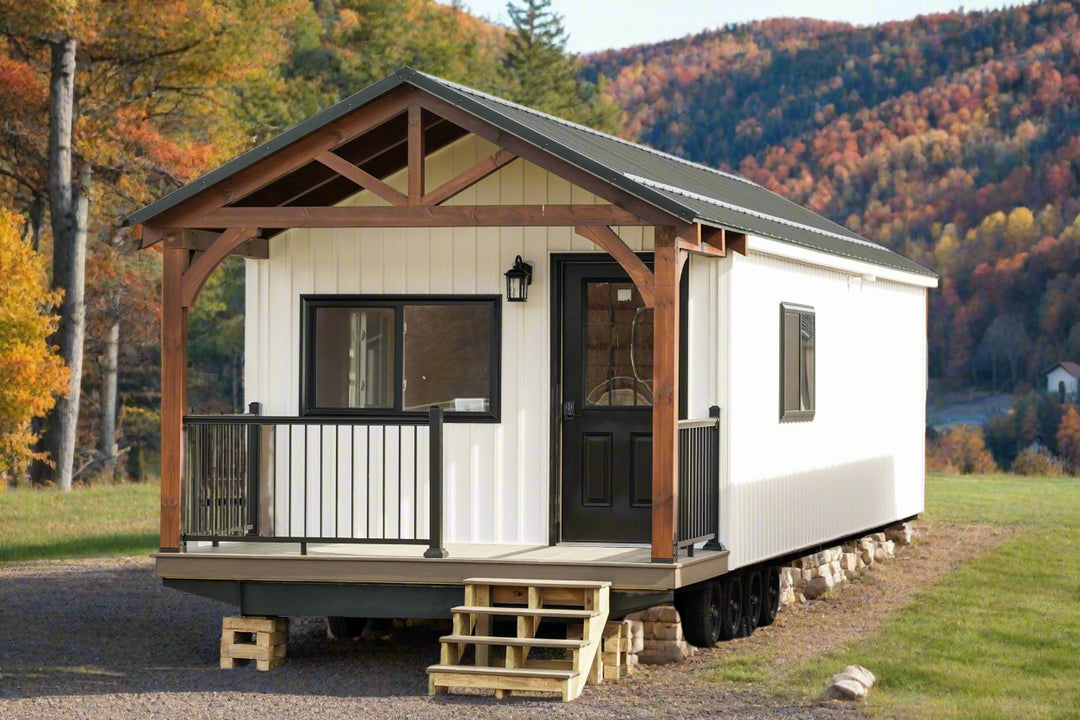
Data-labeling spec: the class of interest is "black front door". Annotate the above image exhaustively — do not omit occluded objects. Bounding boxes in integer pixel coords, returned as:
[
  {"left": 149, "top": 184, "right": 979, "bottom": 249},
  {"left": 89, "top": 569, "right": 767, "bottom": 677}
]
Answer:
[{"left": 559, "top": 260, "right": 654, "bottom": 543}]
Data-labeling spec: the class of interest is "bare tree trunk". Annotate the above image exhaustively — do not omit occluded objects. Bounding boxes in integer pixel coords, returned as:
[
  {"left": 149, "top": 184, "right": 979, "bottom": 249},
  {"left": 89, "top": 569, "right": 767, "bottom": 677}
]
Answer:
[
  {"left": 35, "top": 35, "right": 88, "bottom": 491},
  {"left": 100, "top": 318, "right": 120, "bottom": 480},
  {"left": 29, "top": 193, "right": 44, "bottom": 252}
]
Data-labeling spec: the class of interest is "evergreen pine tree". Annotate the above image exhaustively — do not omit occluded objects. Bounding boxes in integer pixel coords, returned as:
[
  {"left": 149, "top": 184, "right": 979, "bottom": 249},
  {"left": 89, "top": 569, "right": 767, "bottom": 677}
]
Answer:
[{"left": 503, "top": 0, "right": 620, "bottom": 133}]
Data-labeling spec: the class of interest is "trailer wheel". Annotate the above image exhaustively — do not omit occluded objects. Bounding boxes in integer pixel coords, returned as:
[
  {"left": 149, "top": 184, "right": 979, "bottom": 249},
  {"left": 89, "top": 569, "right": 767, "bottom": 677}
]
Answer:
[
  {"left": 717, "top": 573, "right": 743, "bottom": 641},
  {"left": 674, "top": 581, "right": 721, "bottom": 647},
  {"left": 326, "top": 616, "right": 366, "bottom": 640},
  {"left": 759, "top": 566, "right": 781, "bottom": 627},
  {"left": 742, "top": 568, "right": 763, "bottom": 637}
]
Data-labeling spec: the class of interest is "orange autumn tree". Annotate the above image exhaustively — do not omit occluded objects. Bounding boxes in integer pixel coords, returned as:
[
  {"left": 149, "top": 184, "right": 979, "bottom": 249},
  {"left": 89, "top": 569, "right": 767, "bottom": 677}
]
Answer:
[
  {"left": 0, "top": 0, "right": 312, "bottom": 487},
  {"left": 1056, "top": 406, "right": 1080, "bottom": 474},
  {"left": 0, "top": 207, "right": 66, "bottom": 479}
]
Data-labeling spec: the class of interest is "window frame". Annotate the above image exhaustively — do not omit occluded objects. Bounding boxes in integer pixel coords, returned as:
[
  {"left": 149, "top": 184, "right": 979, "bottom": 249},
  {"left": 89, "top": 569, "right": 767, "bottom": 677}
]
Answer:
[
  {"left": 299, "top": 294, "right": 502, "bottom": 422},
  {"left": 779, "top": 302, "right": 816, "bottom": 423}
]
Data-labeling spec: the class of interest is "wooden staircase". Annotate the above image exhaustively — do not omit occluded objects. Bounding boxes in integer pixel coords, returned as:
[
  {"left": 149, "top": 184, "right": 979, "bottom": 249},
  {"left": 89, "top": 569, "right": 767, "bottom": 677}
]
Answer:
[{"left": 427, "top": 577, "right": 611, "bottom": 701}]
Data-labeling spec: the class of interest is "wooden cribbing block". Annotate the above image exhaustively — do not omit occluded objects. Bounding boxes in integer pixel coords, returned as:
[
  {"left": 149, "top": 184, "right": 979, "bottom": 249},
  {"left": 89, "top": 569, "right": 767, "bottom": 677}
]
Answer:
[{"left": 220, "top": 616, "right": 288, "bottom": 671}]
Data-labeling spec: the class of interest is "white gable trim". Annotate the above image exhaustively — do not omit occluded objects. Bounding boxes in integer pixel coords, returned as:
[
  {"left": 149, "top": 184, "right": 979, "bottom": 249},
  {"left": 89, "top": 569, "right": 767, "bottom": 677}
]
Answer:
[{"left": 746, "top": 235, "right": 939, "bottom": 288}]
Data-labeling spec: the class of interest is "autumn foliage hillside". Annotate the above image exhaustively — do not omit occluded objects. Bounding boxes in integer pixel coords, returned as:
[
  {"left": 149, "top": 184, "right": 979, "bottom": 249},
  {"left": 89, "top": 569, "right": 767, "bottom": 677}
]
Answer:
[{"left": 586, "top": 1, "right": 1080, "bottom": 391}]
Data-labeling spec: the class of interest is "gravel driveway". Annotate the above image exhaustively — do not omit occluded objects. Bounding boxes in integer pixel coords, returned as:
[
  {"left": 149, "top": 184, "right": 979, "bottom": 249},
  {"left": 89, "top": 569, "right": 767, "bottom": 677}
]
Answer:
[{"left": 0, "top": 557, "right": 862, "bottom": 720}]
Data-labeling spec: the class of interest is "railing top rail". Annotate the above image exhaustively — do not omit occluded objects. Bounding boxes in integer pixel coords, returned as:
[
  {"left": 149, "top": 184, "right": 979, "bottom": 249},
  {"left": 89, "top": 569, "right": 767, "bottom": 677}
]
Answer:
[
  {"left": 183, "top": 414, "right": 430, "bottom": 427},
  {"left": 678, "top": 417, "right": 721, "bottom": 429}
]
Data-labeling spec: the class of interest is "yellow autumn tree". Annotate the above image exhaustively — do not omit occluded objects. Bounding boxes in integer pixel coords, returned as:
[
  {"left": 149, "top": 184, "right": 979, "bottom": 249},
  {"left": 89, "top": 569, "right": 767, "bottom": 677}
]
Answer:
[{"left": 0, "top": 207, "right": 67, "bottom": 480}]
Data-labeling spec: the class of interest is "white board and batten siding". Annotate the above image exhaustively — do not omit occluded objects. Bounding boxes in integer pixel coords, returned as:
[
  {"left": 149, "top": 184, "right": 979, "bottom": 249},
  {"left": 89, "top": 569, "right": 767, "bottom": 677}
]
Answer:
[{"left": 243, "top": 133, "right": 654, "bottom": 545}]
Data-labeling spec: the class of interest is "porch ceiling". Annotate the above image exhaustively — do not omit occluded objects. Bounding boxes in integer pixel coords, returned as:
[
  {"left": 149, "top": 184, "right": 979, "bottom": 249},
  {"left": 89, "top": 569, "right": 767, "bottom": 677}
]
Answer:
[{"left": 232, "top": 110, "right": 467, "bottom": 239}]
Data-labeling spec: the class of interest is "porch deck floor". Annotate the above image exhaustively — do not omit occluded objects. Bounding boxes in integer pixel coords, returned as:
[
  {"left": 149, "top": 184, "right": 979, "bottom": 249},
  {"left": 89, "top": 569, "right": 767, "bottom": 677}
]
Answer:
[{"left": 155, "top": 541, "right": 729, "bottom": 591}]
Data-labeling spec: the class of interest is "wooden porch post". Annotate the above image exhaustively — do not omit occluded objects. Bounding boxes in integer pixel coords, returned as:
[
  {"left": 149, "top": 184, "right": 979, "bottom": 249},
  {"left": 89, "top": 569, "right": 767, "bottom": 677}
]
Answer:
[
  {"left": 160, "top": 243, "right": 188, "bottom": 551},
  {"left": 652, "top": 226, "right": 680, "bottom": 562}
]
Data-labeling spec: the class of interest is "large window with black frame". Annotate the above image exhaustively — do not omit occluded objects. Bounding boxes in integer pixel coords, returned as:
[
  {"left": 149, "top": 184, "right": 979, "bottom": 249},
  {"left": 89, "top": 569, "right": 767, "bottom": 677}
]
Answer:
[
  {"left": 301, "top": 295, "right": 501, "bottom": 421},
  {"left": 780, "top": 302, "right": 815, "bottom": 422}
]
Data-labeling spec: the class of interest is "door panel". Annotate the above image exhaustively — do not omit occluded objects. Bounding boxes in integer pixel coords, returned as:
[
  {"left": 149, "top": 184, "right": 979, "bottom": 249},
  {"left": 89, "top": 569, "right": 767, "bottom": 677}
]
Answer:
[
  {"left": 581, "top": 433, "right": 613, "bottom": 507},
  {"left": 560, "top": 261, "right": 653, "bottom": 543}
]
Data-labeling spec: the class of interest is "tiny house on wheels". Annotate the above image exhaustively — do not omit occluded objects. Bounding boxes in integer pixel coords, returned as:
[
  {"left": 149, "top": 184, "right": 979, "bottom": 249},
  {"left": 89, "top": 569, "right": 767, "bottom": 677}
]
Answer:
[{"left": 128, "top": 68, "right": 937, "bottom": 693}]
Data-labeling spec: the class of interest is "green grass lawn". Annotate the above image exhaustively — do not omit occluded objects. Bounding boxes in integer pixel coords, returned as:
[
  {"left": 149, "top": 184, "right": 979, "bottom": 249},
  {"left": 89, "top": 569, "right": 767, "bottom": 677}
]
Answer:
[
  {"left": 776, "top": 474, "right": 1080, "bottom": 720},
  {"left": 0, "top": 482, "right": 159, "bottom": 562}
]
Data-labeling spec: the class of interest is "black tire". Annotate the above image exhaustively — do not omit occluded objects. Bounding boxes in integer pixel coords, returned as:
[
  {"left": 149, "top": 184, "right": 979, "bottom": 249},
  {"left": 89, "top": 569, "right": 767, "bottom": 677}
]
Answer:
[
  {"left": 717, "top": 573, "right": 743, "bottom": 641},
  {"left": 674, "top": 580, "right": 721, "bottom": 648},
  {"left": 742, "top": 568, "right": 763, "bottom": 637},
  {"left": 759, "top": 566, "right": 781, "bottom": 627},
  {"left": 326, "top": 616, "right": 366, "bottom": 640}
]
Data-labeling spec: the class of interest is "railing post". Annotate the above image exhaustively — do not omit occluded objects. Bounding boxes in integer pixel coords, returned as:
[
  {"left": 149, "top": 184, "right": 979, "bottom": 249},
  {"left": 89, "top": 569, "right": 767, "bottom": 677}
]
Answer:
[
  {"left": 424, "top": 406, "right": 449, "bottom": 558},
  {"left": 704, "top": 405, "right": 726, "bottom": 552},
  {"left": 246, "top": 402, "right": 262, "bottom": 535}
]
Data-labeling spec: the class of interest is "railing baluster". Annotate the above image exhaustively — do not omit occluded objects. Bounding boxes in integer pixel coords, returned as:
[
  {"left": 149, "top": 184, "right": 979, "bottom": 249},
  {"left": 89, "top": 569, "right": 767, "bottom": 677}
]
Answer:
[
  {"left": 366, "top": 425, "right": 371, "bottom": 540},
  {"left": 318, "top": 424, "right": 323, "bottom": 538},
  {"left": 335, "top": 425, "right": 340, "bottom": 539},
  {"left": 413, "top": 425, "right": 418, "bottom": 540}
]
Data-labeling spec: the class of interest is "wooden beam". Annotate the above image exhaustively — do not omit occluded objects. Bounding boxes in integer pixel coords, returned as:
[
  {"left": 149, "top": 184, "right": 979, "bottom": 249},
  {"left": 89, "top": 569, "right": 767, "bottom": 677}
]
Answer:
[
  {"left": 260, "top": 116, "right": 450, "bottom": 209},
  {"left": 144, "top": 87, "right": 417, "bottom": 230},
  {"left": 727, "top": 231, "right": 748, "bottom": 256},
  {"left": 651, "top": 226, "right": 680, "bottom": 564},
  {"left": 702, "top": 226, "right": 726, "bottom": 254},
  {"left": 163, "top": 228, "right": 267, "bottom": 259},
  {"left": 188, "top": 205, "right": 651, "bottom": 229},
  {"left": 180, "top": 228, "right": 260, "bottom": 308},
  {"left": 314, "top": 151, "right": 408, "bottom": 206},
  {"left": 676, "top": 238, "right": 724, "bottom": 257},
  {"left": 415, "top": 94, "right": 677, "bottom": 227},
  {"left": 574, "top": 225, "right": 655, "bottom": 307},
  {"left": 674, "top": 223, "right": 726, "bottom": 257},
  {"left": 408, "top": 104, "right": 424, "bottom": 206},
  {"left": 160, "top": 244, "right": 189, "bottom": 551},
  {"left": 422, "top": 149, "right": 518, "bottom": 206},
  {"left": 136, "top": 224, "right": 162, "bottom": 249}
]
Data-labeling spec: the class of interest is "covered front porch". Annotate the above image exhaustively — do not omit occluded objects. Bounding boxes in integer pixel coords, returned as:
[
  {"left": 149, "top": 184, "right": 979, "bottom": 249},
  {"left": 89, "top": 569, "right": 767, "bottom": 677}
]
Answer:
[{"left": 132, "top": 68, "right": 738, "bottom": 567}]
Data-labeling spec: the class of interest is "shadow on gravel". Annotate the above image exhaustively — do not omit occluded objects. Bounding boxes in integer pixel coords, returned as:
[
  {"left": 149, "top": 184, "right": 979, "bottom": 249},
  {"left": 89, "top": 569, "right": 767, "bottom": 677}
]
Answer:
[{"left": 0, "top": 561, "right": 445, "bottom": 700}]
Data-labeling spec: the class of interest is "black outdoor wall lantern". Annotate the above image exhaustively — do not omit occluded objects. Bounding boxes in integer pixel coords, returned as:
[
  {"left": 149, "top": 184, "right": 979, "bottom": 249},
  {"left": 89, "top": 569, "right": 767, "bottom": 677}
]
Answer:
[{"left": 504, "top": 255, "right": 533, "bottom": 302}]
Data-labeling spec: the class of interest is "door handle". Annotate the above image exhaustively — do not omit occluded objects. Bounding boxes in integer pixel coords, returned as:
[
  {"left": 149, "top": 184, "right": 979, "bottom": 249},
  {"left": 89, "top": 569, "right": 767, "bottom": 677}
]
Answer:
[{"left": 563, "top": 401, "right": 576, "bottom": 420}]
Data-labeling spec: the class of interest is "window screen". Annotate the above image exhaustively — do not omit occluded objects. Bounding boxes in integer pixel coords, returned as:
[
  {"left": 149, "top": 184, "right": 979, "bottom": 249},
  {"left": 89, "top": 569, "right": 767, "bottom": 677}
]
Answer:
[{"left": 780, "top": 303, "right": 815, "bottom": 421}]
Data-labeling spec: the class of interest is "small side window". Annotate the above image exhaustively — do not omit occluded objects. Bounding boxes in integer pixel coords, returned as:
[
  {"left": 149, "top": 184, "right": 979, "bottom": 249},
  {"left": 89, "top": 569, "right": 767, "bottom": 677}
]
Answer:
[{"left": 780, "top": 303, "right": 815, "bottom": 422}]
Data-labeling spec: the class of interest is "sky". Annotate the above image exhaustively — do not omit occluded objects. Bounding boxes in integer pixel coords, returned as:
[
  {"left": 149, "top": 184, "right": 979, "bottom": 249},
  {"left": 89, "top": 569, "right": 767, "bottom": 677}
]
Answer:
[{"left": 449, "top": 0, "right": 1033, "bottom": 54}]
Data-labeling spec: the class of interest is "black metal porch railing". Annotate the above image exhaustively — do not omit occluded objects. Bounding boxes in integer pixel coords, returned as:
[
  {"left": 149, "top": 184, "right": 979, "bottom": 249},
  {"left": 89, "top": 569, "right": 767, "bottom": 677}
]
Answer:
[
  {"left": 181, "top": 404, "right": 447, "bottom": 557},
  {"left": 676, "top": 406, "right": 721, "bottom": 557}
]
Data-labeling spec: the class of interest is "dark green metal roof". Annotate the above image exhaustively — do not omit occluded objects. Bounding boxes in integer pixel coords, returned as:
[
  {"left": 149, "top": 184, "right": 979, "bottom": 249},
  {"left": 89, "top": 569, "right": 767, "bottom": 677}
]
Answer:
[{"left": 127, "top": 67, "right": 936, "bottom": 279}]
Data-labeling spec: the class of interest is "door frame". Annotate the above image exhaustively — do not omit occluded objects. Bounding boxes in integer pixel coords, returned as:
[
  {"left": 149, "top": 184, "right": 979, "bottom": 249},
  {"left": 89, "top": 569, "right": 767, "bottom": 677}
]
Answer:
[{"left": 548, "top": 252, "right": 688, "bottom": 545}]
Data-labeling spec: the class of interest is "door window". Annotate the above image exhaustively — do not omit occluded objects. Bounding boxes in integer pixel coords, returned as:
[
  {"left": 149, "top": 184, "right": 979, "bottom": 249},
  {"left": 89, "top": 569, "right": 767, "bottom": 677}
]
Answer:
[{"left": 583, "top": 281, "right": 653, "bottom": 408}]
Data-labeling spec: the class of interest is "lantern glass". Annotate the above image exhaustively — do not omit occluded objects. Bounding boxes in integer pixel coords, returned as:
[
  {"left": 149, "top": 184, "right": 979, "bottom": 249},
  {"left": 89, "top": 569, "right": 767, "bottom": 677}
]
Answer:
[{"left": 503, "top": 255, "right": 532, "bottom": 302}]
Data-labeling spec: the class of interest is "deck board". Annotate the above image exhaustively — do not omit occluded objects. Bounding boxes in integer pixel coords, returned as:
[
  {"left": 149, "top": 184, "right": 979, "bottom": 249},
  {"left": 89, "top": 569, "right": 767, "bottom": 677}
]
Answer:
[{"left": 155, "top": 542, "right": 728, "bottom": 591}]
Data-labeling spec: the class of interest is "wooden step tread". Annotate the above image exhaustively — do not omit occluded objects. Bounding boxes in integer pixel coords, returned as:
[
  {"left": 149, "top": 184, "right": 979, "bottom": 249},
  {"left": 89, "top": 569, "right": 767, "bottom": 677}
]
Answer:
[
  {"left": 451, "top": 605, "right": 600, "bottom": 618},
  {"left": 440, "top": 634, "right": 590, "bottom": 649},
  {"left": 465, "top": 577, "right": 611, "bottom": 589},
  {"left": 427, "top": 664, "right": 577, "bottom": 680}
]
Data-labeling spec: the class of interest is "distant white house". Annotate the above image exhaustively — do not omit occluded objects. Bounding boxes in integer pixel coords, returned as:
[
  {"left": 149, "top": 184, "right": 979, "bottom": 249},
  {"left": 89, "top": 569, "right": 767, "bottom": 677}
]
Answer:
[{"left": 1045, "top": 361, "right": 1080, "bottom": 403}]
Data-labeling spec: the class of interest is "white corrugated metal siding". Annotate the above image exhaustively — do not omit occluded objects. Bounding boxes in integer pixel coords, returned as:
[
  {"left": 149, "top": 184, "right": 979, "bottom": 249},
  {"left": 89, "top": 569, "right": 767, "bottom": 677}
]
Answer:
[{"left": 719, "top": 248, "right": 927, "bottom": 569}]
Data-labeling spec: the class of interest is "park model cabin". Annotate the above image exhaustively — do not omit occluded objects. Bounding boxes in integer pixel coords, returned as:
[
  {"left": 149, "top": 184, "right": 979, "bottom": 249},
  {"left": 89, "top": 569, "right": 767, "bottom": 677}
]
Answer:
[{"left": 129, "top": 68, "right": 937, "bottom": 652}]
